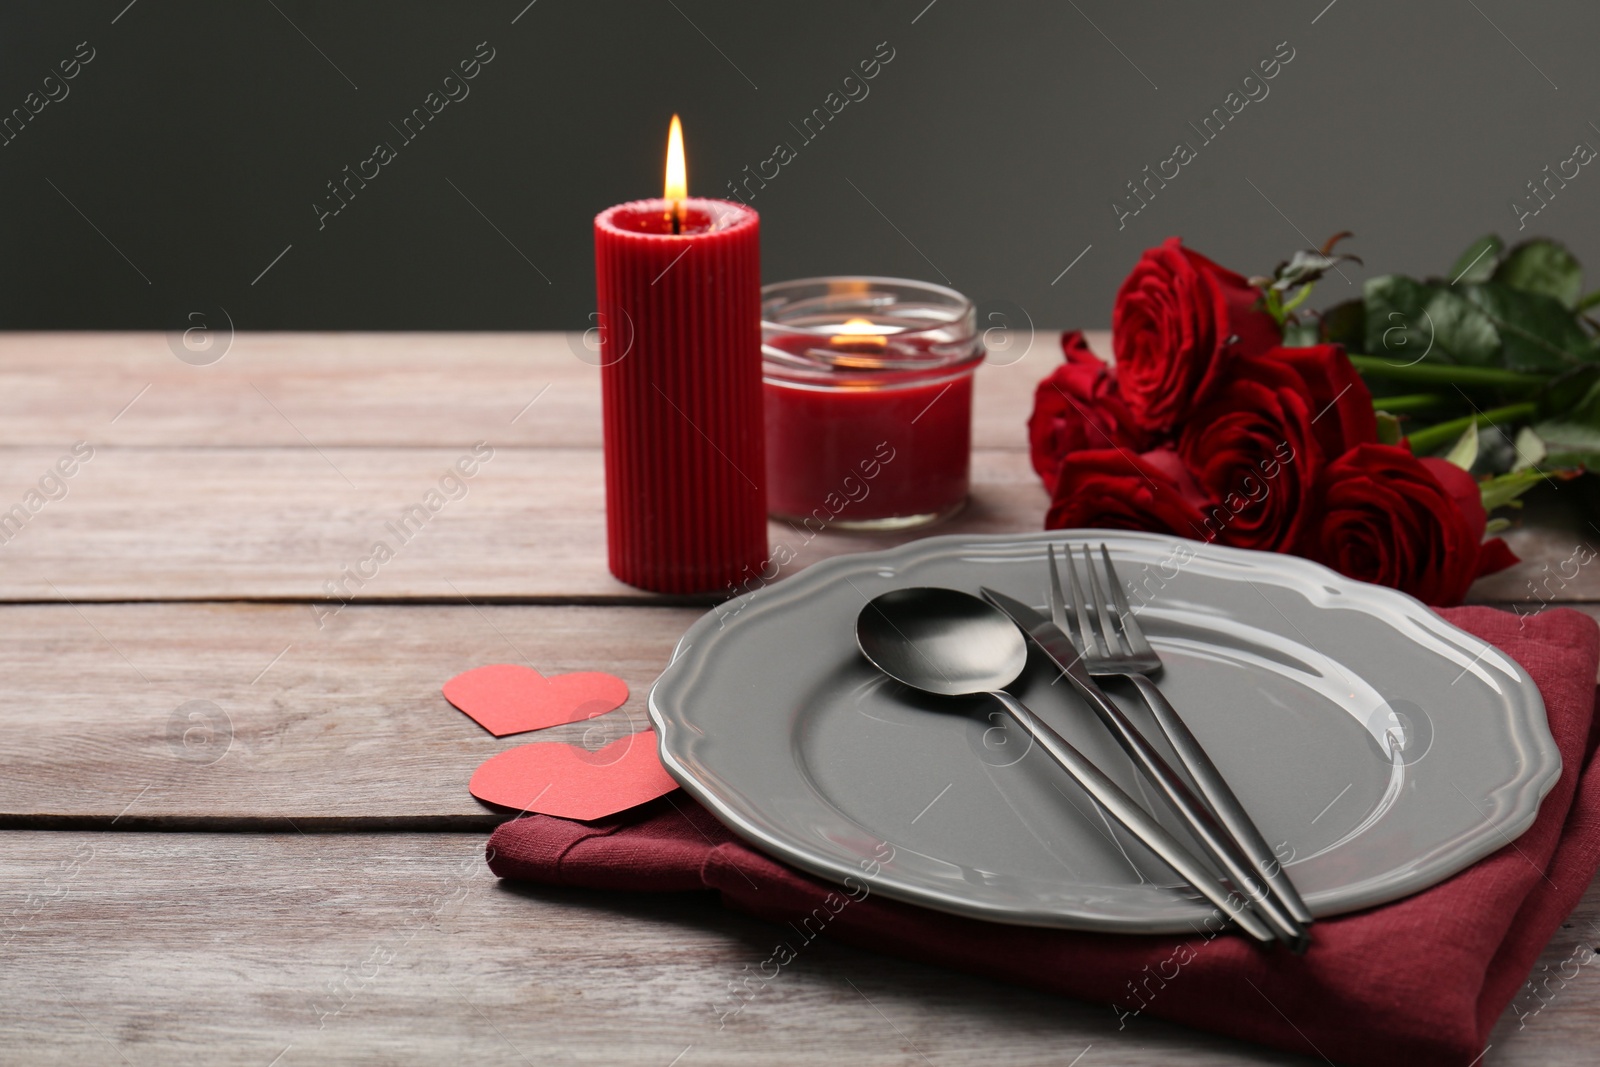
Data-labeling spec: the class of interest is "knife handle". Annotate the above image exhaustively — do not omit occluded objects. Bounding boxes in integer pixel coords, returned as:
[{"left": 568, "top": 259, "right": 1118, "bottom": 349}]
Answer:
[
  {"left": 986, "top": 689, "right": 1274, "bottom": 944},
  {"left": 1125, "top": 673, "right": 1315, "bottom": 927},
  {"left": 1054, "top": 669, "right": 1307, "bottom": 949}
]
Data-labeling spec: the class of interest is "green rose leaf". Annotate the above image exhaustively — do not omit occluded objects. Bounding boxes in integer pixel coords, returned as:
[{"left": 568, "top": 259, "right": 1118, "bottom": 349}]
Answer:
[
  {"left": 1270, "top": 249, "right": 1359, "bottom": 292},
  {"left": 1537, "top": 364, "right": 1600, "bottom": 419},
  {"left": 1464, "top": 282, "right": 1591, "bottom": 372},
  {"left": 1360, "top": 276, "right": 1501, "bottom": 365},
  {"left": 1512, "top": 427, "right": 1547, "bottom": 472},
  {"left": 1532, "top": 391, "right": 1600, "bottom": 467},
  {"left": 1447, "top": 234, "right": 1502, "bottom": 285},
  {"left": 1425, "top": 286, "right": 1501, "bottom": 365},
  {"left": 1479, "top": 468, "right": 1551, "bottom": 511},
  {"left": 1444, "top": 423, "right": 1480, "bottom": 470},
  {"left": 1319, "top": 298, "right": 1365, "bottom": 350},
  {"left": 1375, "top": 411, "right": 1404, "bottom": 445},
  {"left": 1529, "top": 372, "right": 1600, "bottom": 472},
  {"left": 1493, "top": 238, "right": 1583, "bottom": 309},
  {"left": 1538, "top": 447, "right": 1600, "bottom": 472},
  {"left": 1364, "top": 275, "right": 1442, "bottom": 363}
]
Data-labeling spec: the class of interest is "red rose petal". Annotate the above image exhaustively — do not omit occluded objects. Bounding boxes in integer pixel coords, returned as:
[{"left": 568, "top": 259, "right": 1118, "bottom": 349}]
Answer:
[
  {"left": 1417, "top": 457, "right": 1488, "bottom": 540},
  {"left": 1475, "top": 537, "right": 1520, "bottom": 578}
]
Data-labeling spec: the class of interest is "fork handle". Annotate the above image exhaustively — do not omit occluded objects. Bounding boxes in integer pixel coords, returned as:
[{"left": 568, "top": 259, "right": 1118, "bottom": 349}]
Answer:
[
  {"left": 1055, "top": 669, "right": 1307, "bottom": 948},
  {"left": 1125, "top": 673, "right": 1316, "bottom": 927},
  {"left": 986, "top": 690, "right": 1274, "bottom": 944}
]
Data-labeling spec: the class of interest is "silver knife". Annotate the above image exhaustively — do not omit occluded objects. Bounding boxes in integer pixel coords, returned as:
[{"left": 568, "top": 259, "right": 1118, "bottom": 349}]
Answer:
[{"left": 980, "top": 586, "right": 1306, "bottom": 949}]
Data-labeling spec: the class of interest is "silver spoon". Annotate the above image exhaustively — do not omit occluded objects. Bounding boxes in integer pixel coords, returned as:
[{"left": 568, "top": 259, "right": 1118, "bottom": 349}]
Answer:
[{"left": 855, "top": 586, "right": 1274, "bottom": 944}]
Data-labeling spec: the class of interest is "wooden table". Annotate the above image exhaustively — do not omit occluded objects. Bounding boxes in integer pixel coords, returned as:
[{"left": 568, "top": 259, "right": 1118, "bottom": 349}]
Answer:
[{"left": 2, "top": 332, "right": 1595, "bottom": 1065}]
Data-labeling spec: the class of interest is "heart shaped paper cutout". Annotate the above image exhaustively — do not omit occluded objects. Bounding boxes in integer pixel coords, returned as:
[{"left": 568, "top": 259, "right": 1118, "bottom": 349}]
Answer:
[
  {"left": 443, "top": 664, "right": 628, "bottom": 737},
  {"left": 468, "top": 730, "right": 679, "bottom": 821}
]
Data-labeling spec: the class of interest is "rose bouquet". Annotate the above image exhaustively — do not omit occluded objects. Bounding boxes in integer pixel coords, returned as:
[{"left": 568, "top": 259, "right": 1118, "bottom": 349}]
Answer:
[{"left": 1024, "top": 236, "right": 1583, "bottom": 606}]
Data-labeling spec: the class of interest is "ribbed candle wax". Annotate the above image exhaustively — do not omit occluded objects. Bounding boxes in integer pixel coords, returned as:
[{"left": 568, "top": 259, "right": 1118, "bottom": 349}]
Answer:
[{"left": 593, "top": 198, "right": 766, "bottom": 595}]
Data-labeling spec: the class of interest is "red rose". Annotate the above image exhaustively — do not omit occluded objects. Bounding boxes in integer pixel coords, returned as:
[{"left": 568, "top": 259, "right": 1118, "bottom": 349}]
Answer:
[
  {"left": 1297, "top": 444, "right": 1511, "bottom": 606},
  {"left": 1268, "top": 343, "right": 1377, "bottom": 457},
  {"left": 1183, "top": 247, "right": 1283, "bottom": 356},
  {"left": 1045, "top": 447, "right": 1209, "bottom": 538},
  {"left": 1178, "top": 354, "right": 1321, "bottom": 552},
  {"left": 1417, "top": 456, "right": 1518, "bottom": 581},
  {"left": 1112, "top": 239, "right": 1280, "bottom": 434},
  {"left": 1028, "top": 332, "right": 1141, "bottom": 493}
]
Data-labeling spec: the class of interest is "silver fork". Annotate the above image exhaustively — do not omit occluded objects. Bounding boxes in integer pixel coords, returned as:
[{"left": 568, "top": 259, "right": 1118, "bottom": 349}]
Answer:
[{"left": 1053, "top": 543, "right": 1315, "bottom": 931}]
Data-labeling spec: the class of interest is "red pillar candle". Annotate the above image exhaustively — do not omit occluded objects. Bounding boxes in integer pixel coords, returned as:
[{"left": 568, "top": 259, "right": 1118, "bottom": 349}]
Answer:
[{"left": 593, "top": 116, "right": 766, "bottom": 594}]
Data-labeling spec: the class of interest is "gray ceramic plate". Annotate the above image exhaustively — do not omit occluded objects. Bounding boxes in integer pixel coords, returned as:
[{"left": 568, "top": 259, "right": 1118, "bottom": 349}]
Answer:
[{"left": 648, "top": 531, "right": 1559, "bottom": 932}]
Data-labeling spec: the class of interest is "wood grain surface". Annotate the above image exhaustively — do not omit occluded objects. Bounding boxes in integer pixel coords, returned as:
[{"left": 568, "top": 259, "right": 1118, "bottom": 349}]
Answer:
[
  {"left": 2, "top": 331, "right": 1597, "bottom": 1067},
  {"left": 3, "top": 832, "right": 1595, "bottom": 1066},
  {"left": 0, "top": 330, "right": 1049, "bottom": 451},
  {"left": 0, "top": 446, "right": 1050, "bottom": 602},
  {"left": 0, "top": 602, "right": 693, "bottom": 826}
]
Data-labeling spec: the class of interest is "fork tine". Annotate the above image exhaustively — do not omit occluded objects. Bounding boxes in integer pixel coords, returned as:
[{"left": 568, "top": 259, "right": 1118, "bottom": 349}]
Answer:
[
  {"left": 1083, "top": 544, "right": 1127, "bottom": 655},
  {"left": 1098, "top": 544, "right": 1155, "bottom": 656},
  {"left": 1049, "top": 545, "right": 1090, "bottom": 659},
  {"left": 1063, "top": 544, "right": 1106, "bottom": 659},
  {"left": 1046, "top": 545, "right": 1072, "bottom": 637}
]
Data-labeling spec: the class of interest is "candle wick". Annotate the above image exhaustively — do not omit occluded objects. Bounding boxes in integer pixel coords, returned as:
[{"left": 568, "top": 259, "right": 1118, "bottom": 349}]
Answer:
[{"left": 671, "top": 202, "right": 682, "bottom": 236}]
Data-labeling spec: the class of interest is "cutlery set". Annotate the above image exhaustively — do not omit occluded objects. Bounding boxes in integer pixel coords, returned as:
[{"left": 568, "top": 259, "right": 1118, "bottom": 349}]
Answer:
[
  {"left": 856, "top": 544, "right": 1312, "bottom": 949},
  {"left": 654, "top": 529, "right": 1553, "bottom": 937}
]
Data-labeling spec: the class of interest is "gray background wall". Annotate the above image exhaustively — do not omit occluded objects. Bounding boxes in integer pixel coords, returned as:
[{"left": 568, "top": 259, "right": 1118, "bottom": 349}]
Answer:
[{"left": 2, "top": 0, "right": 1598, "bottom": 333}]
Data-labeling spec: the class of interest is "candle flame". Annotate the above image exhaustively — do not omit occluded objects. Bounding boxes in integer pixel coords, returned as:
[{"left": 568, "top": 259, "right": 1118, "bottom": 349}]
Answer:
[
  {"left": 664, "top": 114, "right": 687, "bottom": 226},
  {"left": 834, "top": 318, "right": 880, "bottom": 335},
  {"left": 830, "top": 317, "right": 888, "bottom": 349}
]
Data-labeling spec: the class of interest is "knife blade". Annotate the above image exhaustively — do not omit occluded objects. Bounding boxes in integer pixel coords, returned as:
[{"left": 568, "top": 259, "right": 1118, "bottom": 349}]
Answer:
[{"left": 980, "top": 587, "right": 1099, "bottom": 690}]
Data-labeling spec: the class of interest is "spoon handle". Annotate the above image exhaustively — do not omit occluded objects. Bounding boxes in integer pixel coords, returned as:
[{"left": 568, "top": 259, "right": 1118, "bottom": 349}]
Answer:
[{"left": 988, "top": 689, "right": 1274, "bottom": 944}]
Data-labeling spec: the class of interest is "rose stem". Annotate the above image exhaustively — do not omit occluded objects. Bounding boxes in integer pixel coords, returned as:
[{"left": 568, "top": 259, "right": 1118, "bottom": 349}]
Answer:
[
  {"left": 1371, "top": 393, "right": 1449, "bottom": 413},
  {"left": 1403, "top": 402, "right": 1540, "bottom": 456},
  {"left": 1346, "top": 354, "right": 1550, "bottom": 392}
]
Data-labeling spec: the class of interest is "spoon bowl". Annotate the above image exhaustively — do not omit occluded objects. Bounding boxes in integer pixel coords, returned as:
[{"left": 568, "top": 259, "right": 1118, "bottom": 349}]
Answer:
[{"left": 855, "top": 587, "right": 1029, "bottom": 697}]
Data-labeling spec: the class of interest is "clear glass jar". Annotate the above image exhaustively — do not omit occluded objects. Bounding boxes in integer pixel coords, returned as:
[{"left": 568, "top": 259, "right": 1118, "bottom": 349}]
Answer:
[{"left": 762, "top": 277, "right": 984, "bottom": 531}]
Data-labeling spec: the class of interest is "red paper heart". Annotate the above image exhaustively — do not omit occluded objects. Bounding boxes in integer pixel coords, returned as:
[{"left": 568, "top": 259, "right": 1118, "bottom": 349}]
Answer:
[
  {"left": 469, "top": 731, "right": 679, "bottom": 821},
  {"left": 443, "top": 664, "right": 628, "bottom": 737}
]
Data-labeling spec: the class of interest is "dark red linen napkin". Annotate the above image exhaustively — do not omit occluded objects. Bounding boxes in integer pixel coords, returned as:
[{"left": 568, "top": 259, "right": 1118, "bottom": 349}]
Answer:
[{"left": 487, "top": 607, "right": 1600, "bottom": 1067}]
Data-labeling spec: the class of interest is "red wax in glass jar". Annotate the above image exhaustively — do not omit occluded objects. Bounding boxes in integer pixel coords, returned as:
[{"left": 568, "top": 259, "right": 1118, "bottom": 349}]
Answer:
[
  {"left": 762, "top": 278, "right": 984, "bottom": 530},
  {"left": 594, "top": 197, "right": 766, "bottom": 594}
]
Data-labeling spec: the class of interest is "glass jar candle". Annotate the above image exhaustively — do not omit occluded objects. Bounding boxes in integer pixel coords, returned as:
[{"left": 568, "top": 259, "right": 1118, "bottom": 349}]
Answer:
[{"left": 762, "top": 277, "right": 985, "bottom": 531}]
